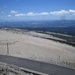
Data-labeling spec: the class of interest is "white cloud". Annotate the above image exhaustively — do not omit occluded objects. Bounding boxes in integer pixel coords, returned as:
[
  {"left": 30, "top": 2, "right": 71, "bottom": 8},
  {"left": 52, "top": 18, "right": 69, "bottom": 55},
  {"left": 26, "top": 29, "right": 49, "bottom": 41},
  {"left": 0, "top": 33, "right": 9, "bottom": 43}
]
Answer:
[
  {"left": 15, "top": 12, "right": 35, "bottom": 17},
  {"left": 8, "top": 15, "right": 11, "bottom": 17},
  {"left": 50, "top": 10, "right": 69, "bottom": 16},
  {"left": 14, "top": 9, "right": 75, "bottom": 17},
  {"left": 69, "top": 9, "right": 75, "bottom": 13},
  {"left": 10, "top": 10, "right": 18, "bottom": 14},
  {"left": 26, "top": 12, "right": 35, "bottom": 16},
  {"left": 69, "top": 9, "right": 75, "bottom": 15},
  {"left": 15, "top": 12, "right": 49, "bottom": 17},
  {"left": 15, "top": 13, "right": 25, "bottom": 17},
  {"left": 40, "top": 12, "right": 49, "bottom": 15}
]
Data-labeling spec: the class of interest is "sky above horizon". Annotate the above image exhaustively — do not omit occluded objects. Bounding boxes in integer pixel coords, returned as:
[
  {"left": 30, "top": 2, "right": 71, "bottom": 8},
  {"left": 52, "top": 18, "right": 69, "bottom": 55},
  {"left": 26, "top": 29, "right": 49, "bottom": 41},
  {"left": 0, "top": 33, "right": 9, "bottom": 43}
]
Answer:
[{"left": 0, "top": 0, "right": 75, "bottom": 21}]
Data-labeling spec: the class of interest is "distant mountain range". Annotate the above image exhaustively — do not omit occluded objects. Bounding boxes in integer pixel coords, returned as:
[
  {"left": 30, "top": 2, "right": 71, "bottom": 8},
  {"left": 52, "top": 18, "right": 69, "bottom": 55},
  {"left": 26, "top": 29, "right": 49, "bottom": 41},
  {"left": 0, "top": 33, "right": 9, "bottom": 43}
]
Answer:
[{"left": 0, "top": 20, "right": 75, "bottom": 36}]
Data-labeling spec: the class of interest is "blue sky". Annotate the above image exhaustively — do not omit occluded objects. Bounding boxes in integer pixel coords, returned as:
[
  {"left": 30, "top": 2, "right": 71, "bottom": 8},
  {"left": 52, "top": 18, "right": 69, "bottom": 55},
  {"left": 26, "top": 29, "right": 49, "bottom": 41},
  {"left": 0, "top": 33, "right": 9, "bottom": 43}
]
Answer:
[{"left": 0, "top": 0, "right": 75, "bottom": 21}]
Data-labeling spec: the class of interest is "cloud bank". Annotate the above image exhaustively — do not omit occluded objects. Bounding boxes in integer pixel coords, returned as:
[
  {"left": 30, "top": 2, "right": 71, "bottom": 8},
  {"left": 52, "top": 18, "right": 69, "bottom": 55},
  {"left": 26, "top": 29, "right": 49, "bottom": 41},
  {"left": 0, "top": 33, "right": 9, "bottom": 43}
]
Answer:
[
  {"left": 50, "top": 10, "right": 69, "bottom": 16},
  {"left": 15, "top": 12, "right": 49, "bottom": 17},
  {"left": 9, "top": 9, "right": 75, "bottom": 17}
]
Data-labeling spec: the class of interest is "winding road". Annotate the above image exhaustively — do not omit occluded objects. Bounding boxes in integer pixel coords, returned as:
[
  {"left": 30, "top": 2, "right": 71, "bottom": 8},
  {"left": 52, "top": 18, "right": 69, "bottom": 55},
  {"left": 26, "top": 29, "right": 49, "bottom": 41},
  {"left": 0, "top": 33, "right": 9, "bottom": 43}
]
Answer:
[{"left": 0, "top": 55, "right": 75, "bottom": 75}]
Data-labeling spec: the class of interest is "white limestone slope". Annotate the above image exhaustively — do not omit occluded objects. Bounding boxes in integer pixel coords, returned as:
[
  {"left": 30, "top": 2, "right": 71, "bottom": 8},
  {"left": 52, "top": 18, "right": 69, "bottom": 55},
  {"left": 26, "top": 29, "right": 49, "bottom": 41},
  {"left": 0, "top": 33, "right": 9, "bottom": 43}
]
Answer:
[{"left": 0, "top": 29, "right": 75, "bottom": 69}]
